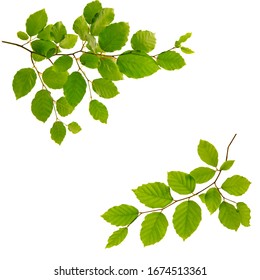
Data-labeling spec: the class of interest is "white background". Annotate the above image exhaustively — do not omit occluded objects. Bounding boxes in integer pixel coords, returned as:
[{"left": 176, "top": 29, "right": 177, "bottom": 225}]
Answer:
[{"left": 0, "top": 0, "right": 259, "bottom": 279}]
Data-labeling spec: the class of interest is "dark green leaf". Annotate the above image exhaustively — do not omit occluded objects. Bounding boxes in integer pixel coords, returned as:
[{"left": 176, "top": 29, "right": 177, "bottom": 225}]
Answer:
[
  {"left": 221, "top": 175, "right": 251, "bottom": 196},
  {"left": 56, "top": 97, "right": 74, "bottom": 117},
  {"left": 42, "top": 66, "right": 68, "bottom": 89},
  {"left": 133, "top": 182, "right": 173, "bottom": 208},
  {"left": 140, "top": 213, "right": 168, "bottom": 246},
  {"left": 157, "top": 51, "right": 186, "bottom": 70},
  {"left": 51, "top": 21, "right": 67, "bottom": 43},
  {"left": 37, "top": 24, "right": 53, "bottom": 40},
  {"left": 92, "top": 78, "right": 119, "bottom": 99},
  {"left": 175, "top": 32, "right": 192, "bottom": 47},
  {"left": 31, "top": 40, "right": 57, "bottom": 58},
  {"left": 117, "top": 50, "right": 159, "bottom": 79},
  {"left": 237, "top": 202, "right": 251, "bottom": 227},
  {"left": 12, "top": 68, "right": 37, "bottom": 99},
  {"left": 60, "top": 34, "right": 78, "bottom": 49},
  {"left": 167, "top": 171, "right": 196, "bottom": 194},
  {"left": 102, "top": 204, "right": 138, "bottom": 226},
  {"left": 220, "top": 160, "right": 235, "bottom": 171},
  {"left": 106, "top": 228, "right": 128, "bottom": 248},
  {"left": 31, "top": 90, "right": 53, "bottom": 122},
  {"left": 26, "top": 9, "right": 48, "bottom": 36},
  {"left": 89, "top": 99, "right": 108, "bottom": 123},
  {"left": 218, "top": 201, "right": 240, "bottom": 230},
  {"left": 83, "top": 0, "right": 102, "bottom": 24},
  {"left": 190, "top": 167, "right": 215, "bottom": 184},
  {"left": 205, "top": 188, "right": 222, "bottom": 214},
  {"left": 73, "top": 15, "right": 89, "bottom": 40},
  {"left": 50, "top": 121, "right": 66, "bottom": 145},
  {"left": 17, "top": 31, "right": 29, "bottom": 40},
  {"left": 98, "top": 58, "right": 123, "bottom": 80},
  {"left": 80, "top": 53, "right": 100, "bottom": 69},
  {"left": 198, "top": 140, "right": 218, "bottom": 167},
  {"left": 181, "top": 47, "right": 194, "bottom": 54},
  {"left": 53, "top": 56, "right": 73, "bottom": 72},
  {"left": 68, "top": 122, "right": 81, "bottom": 134},
  {"left": 131, "top": 30, "right": 156, "bottom": 53},
  {"left": 173, "top": 200, "right": 202, "bottom": 240},
  {"left": 90, "top": 8, "right": 114, "bottom": 35}
]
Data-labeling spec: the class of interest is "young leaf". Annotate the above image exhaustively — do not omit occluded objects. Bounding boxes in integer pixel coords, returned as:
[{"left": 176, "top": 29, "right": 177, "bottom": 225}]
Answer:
[
  {"left": 26, "top": 9, "right": 48, "bottom": 36},
  {"left": 42, "top": 67, "right": 68, "bottom": 89},
  {"left": 117, "top": 50, "right": 159, "bottom": 79},
  {"left": 12, "top": 68, "right": 37, "bottom": 99},
  {"left": 190, "top": 167, "right": 215, "bottom": 184},
  {"left": 17, "top": 31, "right": 29, "bottom": 40},
  {"left": 56, "top": 97, "right": 74, "bottom": 117},
  {"left": 99, "top": 22, "right": 130, "bottom": 52},
  {"left": 53, "top": 56, "right": 73, "bottom": 72},
  {"left": 204, "top": 188, "right": 222, "bottom": 214},
  {"left": 221, "top": 175, "right": 251, "bottom": 196},
  {"left": 90, "top": 8, "right": 115, "bottom": 35},
  {"left": 197, "top": 140, "right": 218, "bottom": 167},
  {"left": 98, "top": 58, "right": 123, "bottom": 81},
  {"left": 106, "top": 228, "right": 128, "bottom": 248},
  {"left": 51, "top": 21, "right": 67, "bottom": 43},
  {"left": 140, "top": 213, "right": 168, "bottom": 246},
  {"left": 80, "top": 53, "right": 100, "bottom": 69},
  {"left": 167, "top": 171, "right": 196, "bottom": 194},
  {"left": 132, "top": 182, "right": 173, "bottom": 208},
  {"left": 60, "top": 34, "right": 78, "bottom": 49},
  {"left": 89, "top": 99, "right": 108, "bottom": 123},
  {"left": 31, "top": 39, "right": 57, "bottom": 58},
  {"left": 173, "top": 200, "right": 202, "bottom": 240},
  {"left": 102, "top": 204, "right": 139, "bottom": 226},
  {"left": 180, "top": 47, "right": 194, "bottom": 54},
  {"left": 175, "top": 32, "right": 192, "bottom": 47},
  {"left": 237, "top": 202, "right": 251, "bottom": 227},
  {"left": 31, "top": 90, "right": 53, "bottom": 122},
  {"left": 92, "top": 78, "right": 119, "bottom": 99},
  {"left": 157, "top": 51, "right": 186, "bottom": 70},
  {"left": 131, "top": 30, "right": 156, "bottom": 53},
  {"left": 220, "top": 160, "right": 235, "bottom": 171},
  {"left": 73, "top": 15, "right": 89, "bottom": 40},
  {"left": 218, "top": 201, "right": 240, "bottom": 230},
  {"left": 63, "top": 72, "right": 87, "bottom": 107},
  {"left": 50, "top": 121, "right": 66, "bottom": 145},
  {"left": 83, "top": 0, "right": 103, "bottom": 24},
  {"left": 68, "top": 122, "right": 81, "bottom": 134}
]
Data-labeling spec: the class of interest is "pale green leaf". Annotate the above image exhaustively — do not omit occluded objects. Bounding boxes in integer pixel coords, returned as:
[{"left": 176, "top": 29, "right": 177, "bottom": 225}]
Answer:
[
  {"left": 131, "top": 30, "right": 156, "bottom": 53},
  {"left": 199, "top": 193, "right": 206, "bottom": 204},
  {"left": 31, "top": 90, "right": 53, "bottom": 122},
  {"left": 68, "top": 122, "right": 81, "bottom": 134},
  {"left": 56, "top": 97, "right": 74, "bottom": 117},
  {"left": 92, "top": 78, "right": 119, "bottom": 99},
  {"left": 218, "top": 201, "right": 240, "bottom": 230},
  {"left": 167, "top": 171, "right": 196, "bottom": 194},
  {"left": 220, "top": 160, "right": 235, "bottom": 171},
  {"left": 51, "top": 21, "right": 67, "bottom": 43},
  {"left": 84, "top": 0, "right": 102, "bottom": 24},
  {"left": 198, "top": 140, "right": 218, "bottom": 167},
  {"left": 26, "top": 9, "right": 48, "bottom": 36},
  {"left": 106, "top": 228, "right": 128, "bottom": 248},
  {"left": 157, "top": 51, "right": 186, "bottom": 70},
  {"left": 98, "top": 58, "right": 123, "bottom": 80},
  {"left": 17, "top": 31, "right": 29, "bottom": 40},
  {"left": 80, "top": 53, "right": 100, "bottom": 69},
  {"left": 205, "top": 188, "right": 222, "bottom": 214},
  {"left": 42, "top": 67, "right": 68, "bottom": 89},
  {"left": 181, "top": 47, "right": 194, "bottom": 54},
  {"left": 73, "top": 15, "right": 89, "bottom": 40},
  {"left": 190, "top": 167, "right": 215, "bottom": 184},
  {"left": 50, "top": 121, "right": 66, "bottom": 145},
  {"left": 31, "top": 40, "right": 57, "bottom": 58},
  {"left": 89, "top": 99, "right": 108, "bottom": 123},
  {"left": 237, "top": 202, "right": 251, "bottom": 227},
  {"left": 90, "top": 8, "right": 114, "bottom": 35},
  {"left": 60, "top": 34, "right": 78, "bottom": 49},
  {"left": 221, "top": 175, "right": 251, "bottom": 196},
  {"left": 53, "top": 56, "right": 73, "bottom": 72},
  {"left": 175, "top": 32, "right": 192, "bottom": 47}
]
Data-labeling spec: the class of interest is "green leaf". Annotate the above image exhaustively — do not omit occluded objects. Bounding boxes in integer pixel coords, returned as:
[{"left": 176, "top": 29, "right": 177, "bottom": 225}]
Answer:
[
  {"left": 89, "top": 100, "right": 108, "bottom": 123},
  {"left": 17, "top": 31, "right": 29, "bottom": 40},
  {"left": 92, "top": 78, "right": 119, "bottom": 99},
  {"left": 80, "top": 53, "right": 100, "bottom": 69},
  {"left": 42, "top": 67, "right": 68, "bottom": 89},
  {"left": 190, "top": 167, "right": 215, "bottom": 184},
  {"left": 140, "top": 213, "right": 168, "bottom": 246},
  {"left": 83, "top": 0, "right": 102, "bottom": 24},
  {"left": 199, "top": 193, "right": 206, "bottom": 203},
  {"left": 221, "top": 175, "right": 251, "bottom": 196},
  {"left": 167, "top": 171, "right": 196, "bottom": 195},
  {"left": 90, "top": 8, "right": 115, "bottom": 35},
  {"left": 37, "top": 24, "right": 53, "bottom": 40},
  {"left": 198, "top": 140, "right": 219, "bottom": 167},
  {"left": 12, "top": 68, "right": 37, "bottom": 99},
  {"left": 26, "top": 9, "right": 48, "bottom": 36},
  {"left": 32, "top": 53, "right": 45, "bottom": 62},
  {"left": 157, "top": 51, "right": 186, "bottom": 70},
  {"left": 50, "top": 121, "right": 66, "bottom": 145},
  {"left": 102, "top": 204, "right": 138, "bottom": 226},
  {"left": 117, "top": 50, "right": 159, "bottom": 79},
  {"left": 99, "top": 22, "right": 129, "bottom": 52},
  {"left": 204, "top": 188, "right": 222, "bottom": 214},
  {"left": 106, "top": 228, "right": 128, "bottom": 248},
  {"left": 98, "top": 58, "right": 123, "bottom": 81},
  {"left": 31, "top": 40, "right": 57, "bottom": 58},
  {"left": 173, "top": 200, "right": 202, "bottom": 240},
  {"left": 220, "top": 160, "right": 235, "bottom": 171},
  {"left": 51, "top": 21, "right": 67, "bottom": 43},
  {"left": 180, "top": 47, "right": 194, "bottom": 54},
  {"left": 60, "top": 34, "right": 78, "bottom": 49},
  {"left": 218, "top": 201, "right": 240, "bottom": 230},
  {"left": 53, "top": 56, "right": 73, "bottom": 72},
  {"left": 175, "top": 32, "right": 192, "bottom": 47},
  {"left": 56, "top": 97, "right": 74, "bottom": 117},
  {"left": 131, "top": 30, "right": 156, "bottom": 53},
  {"left": 85, "top": 34, "right": 99, "bottom": 52},
  {"left": 63, "top": 72, "right": 87, "bottom": 107},
  {"left": 31, "top": 90, "right": 53, "bottom": 122},
  {"left": 133, "top": 182, "right": 173, "bottom": 208},
  {"left": 73, "top": 15, "right": 89, "bottom": 40},
  {"left": 237, "top": 202, "right": 251, "bottom": 227},
  {"left": 68, "top": 122, "right": 82, "bottom": 134}
]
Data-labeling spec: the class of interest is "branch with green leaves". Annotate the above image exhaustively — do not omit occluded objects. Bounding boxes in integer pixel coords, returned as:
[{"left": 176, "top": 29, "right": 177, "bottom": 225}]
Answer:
[
  {"left": 2, "top": 0, "right": 194, "bottom": 144},
  {"left": 102, "top": 134, "right": 251, "bottom": 248}
]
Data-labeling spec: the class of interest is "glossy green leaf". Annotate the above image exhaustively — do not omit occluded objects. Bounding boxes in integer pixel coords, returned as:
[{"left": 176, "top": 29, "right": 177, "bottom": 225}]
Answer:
[
  {"left": 157, "top": 51, "right": 186, "bottom": 70},
  {"left": 31, "top": 90, "right": 53, "bottom": 122},
  {"left": 73, "top": 15, "right": 89, "bottom": 40},
  {"left": 168, "top": 171, "right": 196, "bottom": 194},
  {"left": 190, "top": 167, "right": 215, "bottom": 184},
  {"left": 68, "top": 122, "right": 81, "bottom": 134},
  {"left": 175, "top": 32, "right": 192, "bottom": 47},
  {"left": 173, "top": 200, "right": 202, "bottom": 240},
  {"left": 106, "top": 228, "right": 128, "bottom": 248},
  {"left": 205, "top": 188, "right": 222, "bottom": 214},
  {"left": 98, "top": 58, "right": 123, "bottom": 80},
  {"left": 140, "top": 213, "right": 168, "bottom": 246},
  {"left": 31, "top": 40, "right": 57, "bottom": 58},
  {"left": 17, "top": 31, "right": 29, "bottom": 40},
  {"left": 237, "top": 202, "right": 251, "bottom": 227},
  {"left": 37, "top": 24, "right": 53, "bottom": 40},
  {"left": 60, "top": 34, "right": 78, "bottom": 49},
  {"left": 56, "top": 97, "right": 74, "bottom": 117},
  {"left": 51, "top": 21, "right": 67, "bottom": 43},
  {"left": 89, "top": 99, "right": 108, "bottom": 123},
  {"left": 99, "top": 22, "right": 129, "bottom": 52},
  {"left": 63, "top": 72, "right": 87, "bottom": 107},
  {"left": 220, "top": 160, "right": 235, "bottom": 171},
  {"left": 198, "top": 140, "right": 218, "bottom": 167},
  {"left": 26, "top": 9, "right": 48, "bottom": 36},
  {"left": 53, "top": 56, "right": 73, "bottom": 72},
  {"left": 131, "top": 30, "right": 156, "bottom": 53},
  {"left": 221, "top": 175, "right": 251, "bottom": 196},
  {"left": 12, "top": 68, "right": 37, "bottom": 99},
  {"left": 92, "top": 78, "right": 119, "bottom": 99},
  {"left": 50, "top": 121, "right": 66, "bottom": 145},
  {"left": 80, "top": 53, "right": 100, "bottom": 69},
  {"left": 181, "top": 47, "right": 194, "bottom": 54},
  {"left": 133, "top": 182, "right": 173, "bottom": 208},
  {"left": 83, "top": 0, "right": 102, "bottom": 24},
  {"left": 218, "top": 201, "right": 240, "bottom": 230},
  {"left": 42, "top": 67, "right": 68, "bottom": 89},
  {"left": 90, "top": 8, "right": 115, "bottom": 35},
  {"left": 117, "top": 50, "right": 159, "bottom": 79},
  {"left": 102, "top": 204, "right": 138, "bottom": 226}
]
